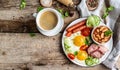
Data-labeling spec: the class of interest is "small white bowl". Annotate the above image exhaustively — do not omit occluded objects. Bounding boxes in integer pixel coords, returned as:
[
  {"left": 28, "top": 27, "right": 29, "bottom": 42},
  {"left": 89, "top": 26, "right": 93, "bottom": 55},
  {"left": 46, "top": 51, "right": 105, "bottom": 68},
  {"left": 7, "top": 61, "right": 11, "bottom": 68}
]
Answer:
[{"left": 91, "top": 25, "right": 112, "bottom": 45}]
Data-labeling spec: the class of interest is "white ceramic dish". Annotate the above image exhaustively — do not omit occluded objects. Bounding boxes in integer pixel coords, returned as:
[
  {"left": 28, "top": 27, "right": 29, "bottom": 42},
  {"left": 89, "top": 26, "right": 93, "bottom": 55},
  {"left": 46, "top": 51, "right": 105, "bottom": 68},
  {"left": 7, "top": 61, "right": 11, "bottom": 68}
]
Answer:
[
  {"left": 62, "top": 18, "right": 113, "bottom": 67},
  {"left": 33, "top": 8, "right": 64, "bottom": 36},
  {"left": 91, "top": 24, "right": 113, "bottom": 45},
  {"left": 37, "top": 15, "right": 64, "bottom": 36}
]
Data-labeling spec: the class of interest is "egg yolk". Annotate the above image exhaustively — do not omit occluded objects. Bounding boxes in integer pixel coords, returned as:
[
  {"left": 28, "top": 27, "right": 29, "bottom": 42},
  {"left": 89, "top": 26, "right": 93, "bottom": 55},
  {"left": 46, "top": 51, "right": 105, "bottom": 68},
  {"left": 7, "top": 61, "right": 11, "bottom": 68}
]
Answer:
[
  {"left": 77, "top": 51, "right": 88, "bottom": 60},
  {"left": 73, "top": 35, "right": 85, "bottom": 47}
]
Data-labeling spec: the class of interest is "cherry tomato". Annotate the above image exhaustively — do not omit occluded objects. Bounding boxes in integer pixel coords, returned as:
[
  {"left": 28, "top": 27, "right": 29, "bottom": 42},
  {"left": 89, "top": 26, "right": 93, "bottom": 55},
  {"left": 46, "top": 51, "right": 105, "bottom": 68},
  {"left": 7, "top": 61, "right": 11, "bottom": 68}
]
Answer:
[
  {"left": 80, "top": 45, "right": 88, "bottom": 51},
  {"left": 81, "top": 27, "right": 91, "bottom": 36},
  {"left": 67, "top": 53, "right": 75, "bottom": 60}
]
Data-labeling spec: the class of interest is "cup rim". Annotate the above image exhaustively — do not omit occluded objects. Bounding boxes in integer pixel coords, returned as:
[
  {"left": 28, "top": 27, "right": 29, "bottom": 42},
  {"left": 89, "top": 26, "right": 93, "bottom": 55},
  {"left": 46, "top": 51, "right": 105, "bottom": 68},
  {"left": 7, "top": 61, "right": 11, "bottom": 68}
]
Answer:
[
  {"left": 36, "top": 8, "right": 60, "bottom": 32},
  {"left": 91, "top": 24, "right": 113, "bottom": 45}
]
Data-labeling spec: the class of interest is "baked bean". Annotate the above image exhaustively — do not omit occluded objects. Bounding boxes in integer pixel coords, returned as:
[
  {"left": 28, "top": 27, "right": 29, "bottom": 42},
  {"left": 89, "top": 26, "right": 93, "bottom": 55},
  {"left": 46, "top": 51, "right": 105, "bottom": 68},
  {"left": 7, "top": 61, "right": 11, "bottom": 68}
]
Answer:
[
  {"left": 102, "top": 28, "right": 109, "bottom": 32},
  {"left": 100, "top": 26, "right": 105, "bottom": 31},
  {"left": 101, "top": 33, "right": 104, "bottom": 38},
  {"left": 96, "top": 29, "right": 100, "bottom": 33},
  {"left": 93, "top": 26, "right": 112, "bottom": 43}
]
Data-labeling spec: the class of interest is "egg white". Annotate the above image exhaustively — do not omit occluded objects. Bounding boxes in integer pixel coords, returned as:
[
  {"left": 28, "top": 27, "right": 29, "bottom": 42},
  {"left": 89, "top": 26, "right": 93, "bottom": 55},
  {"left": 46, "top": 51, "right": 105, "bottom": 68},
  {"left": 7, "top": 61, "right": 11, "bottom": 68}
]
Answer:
[
  {"left": 66, "top": 31, "right": 81, "bottom": 52},
  {"left": 65, "top": 31, "right": 87, "bottom": 66}
]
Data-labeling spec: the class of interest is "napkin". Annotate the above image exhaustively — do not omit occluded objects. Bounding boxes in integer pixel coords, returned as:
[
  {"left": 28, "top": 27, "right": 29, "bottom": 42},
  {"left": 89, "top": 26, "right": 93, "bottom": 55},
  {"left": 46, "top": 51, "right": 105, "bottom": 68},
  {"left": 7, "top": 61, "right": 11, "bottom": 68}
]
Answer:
[{"left": 77, "top": 0, "right": 120, "bottom": 70}]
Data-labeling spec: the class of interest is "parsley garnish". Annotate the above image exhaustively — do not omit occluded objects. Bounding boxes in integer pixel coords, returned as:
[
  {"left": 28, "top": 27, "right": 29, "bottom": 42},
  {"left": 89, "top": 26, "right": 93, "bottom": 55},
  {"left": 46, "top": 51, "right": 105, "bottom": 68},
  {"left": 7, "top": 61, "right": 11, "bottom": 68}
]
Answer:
[
  {"left": 20, "top": 0, "right": 26, "bottom": 10},
  {"left": 102, "top": 6, "right": 114, "bottom": 19},
  {"left": 104, "top": 30, "right": 113, "bottom": 36},
  {"left": 37, "top": 6, "right": 44, "bottom": 12},
  {"left": 57, "top": 9, "right": 69, "bottom": 18}
]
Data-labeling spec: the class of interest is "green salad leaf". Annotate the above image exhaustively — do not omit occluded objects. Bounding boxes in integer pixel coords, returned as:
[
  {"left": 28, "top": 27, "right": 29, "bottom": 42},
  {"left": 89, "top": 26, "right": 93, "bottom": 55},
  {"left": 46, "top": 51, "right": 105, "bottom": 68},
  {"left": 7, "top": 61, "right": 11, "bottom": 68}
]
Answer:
[
  {"left": 104, "top": 30, "right": 113, "bottom": 36},
  {"left": 20, "top": 0, "right": 26, "bottom": 10},
  {"left": 86, "top": 15, "right": 100, "bottom": 27},
  {"left": 85, "top": 56, "right": 99, "bottom": 66}
]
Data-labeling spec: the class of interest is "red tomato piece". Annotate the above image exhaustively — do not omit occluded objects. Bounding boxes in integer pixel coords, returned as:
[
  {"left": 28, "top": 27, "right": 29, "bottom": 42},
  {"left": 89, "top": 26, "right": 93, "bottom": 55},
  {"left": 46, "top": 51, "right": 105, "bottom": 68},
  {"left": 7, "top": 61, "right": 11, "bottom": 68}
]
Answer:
[
  {"left": 80, "top": 45, "right": 88, "bottom": 51},
  {"left": 67, "top": 53, "right": 75, "bottom": 60},
  {"left": 81, "top": 27, "right": 91, "bottom": 36}
]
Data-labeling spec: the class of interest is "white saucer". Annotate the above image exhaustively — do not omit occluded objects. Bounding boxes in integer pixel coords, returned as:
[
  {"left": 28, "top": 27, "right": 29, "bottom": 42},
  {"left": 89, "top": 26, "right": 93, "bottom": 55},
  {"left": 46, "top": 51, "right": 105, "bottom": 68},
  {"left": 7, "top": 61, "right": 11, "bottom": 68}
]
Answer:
[{"left": 37, "top": 12, "right": 64, "bottom": 36}]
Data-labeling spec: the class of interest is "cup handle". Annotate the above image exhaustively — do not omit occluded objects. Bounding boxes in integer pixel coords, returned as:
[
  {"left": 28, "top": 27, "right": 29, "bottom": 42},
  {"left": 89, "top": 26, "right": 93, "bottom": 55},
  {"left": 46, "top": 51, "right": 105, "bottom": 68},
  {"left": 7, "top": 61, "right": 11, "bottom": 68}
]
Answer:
[{"left": 33, "top": 13, "right": 38, "bottom": 18}]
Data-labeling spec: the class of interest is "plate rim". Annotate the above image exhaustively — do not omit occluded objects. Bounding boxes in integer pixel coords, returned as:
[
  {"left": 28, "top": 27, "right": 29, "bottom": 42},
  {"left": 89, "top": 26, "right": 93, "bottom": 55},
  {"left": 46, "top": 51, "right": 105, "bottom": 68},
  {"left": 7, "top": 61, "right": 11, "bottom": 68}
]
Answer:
[{"left": 61, "top": 18, "right": 113, "bottom": 67}]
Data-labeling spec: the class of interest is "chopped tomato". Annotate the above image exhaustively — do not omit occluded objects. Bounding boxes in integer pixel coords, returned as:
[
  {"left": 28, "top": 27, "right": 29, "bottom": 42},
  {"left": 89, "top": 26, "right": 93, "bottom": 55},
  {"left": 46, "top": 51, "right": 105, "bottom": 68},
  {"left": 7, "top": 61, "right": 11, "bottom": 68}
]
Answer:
[
  {"left": 67, "top": 53, "right": 75, "bottom": 60},
  {"left": 80, "top": 45, "right": 88, "bottom": 51},
  {"left": 81, "top": 27, "right": 91, "bottom": 36}
]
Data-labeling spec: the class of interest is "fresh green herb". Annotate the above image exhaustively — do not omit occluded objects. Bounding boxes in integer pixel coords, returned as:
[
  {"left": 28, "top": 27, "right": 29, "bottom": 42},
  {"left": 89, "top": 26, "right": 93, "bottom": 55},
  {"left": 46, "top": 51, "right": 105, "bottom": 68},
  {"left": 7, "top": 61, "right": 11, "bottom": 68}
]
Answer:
[
  {"left": 102, "top": 6, "right": 114, "bottom": 19},
  {"left": 57, "top": 9, "right": 69, "bottom": 18},
  {"left": 104, "top": 30, "right": 113, "bottom": 36},
  {"left": 57, "top": 9, "right": 65, "bottom": 18},
  {"left": 37, "top": 6, "right": 44, "bottom": 12},
  {"left": 20, "top": 0, "right": 26, "bottom": 10},
  {"left": 106, "top": 6, "right": 114, "bottom": 12},
  {"left": 65, "top": 11, "right": 69, "bottom": 17},
  {"left": 85, "top": 36, "right": 92, "bottom": 45},
  {"left": 57, "top": 9, "right": 63, "bottom": 14},
  {"left": 29, "top": 33, "right": 36, "bottom": 37},
  {"left": 102, "top": 12, "right": 108, "bottom": 19},
  {"left": 74, "top": 51, "right": 78, "bottom": 56},
  {"left": 85, "top": 39, "right": 89, "bottom": 45},
  {"left": 85, "top": 56, "right": 99, "bottom": 66}
]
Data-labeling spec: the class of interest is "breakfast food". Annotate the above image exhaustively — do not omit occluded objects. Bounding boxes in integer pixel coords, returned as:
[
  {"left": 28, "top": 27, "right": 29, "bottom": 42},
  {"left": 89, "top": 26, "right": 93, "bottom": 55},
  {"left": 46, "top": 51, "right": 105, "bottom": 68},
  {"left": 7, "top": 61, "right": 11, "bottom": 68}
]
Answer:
[
  {"left": 87, "top": 44, "right": 108, "bottom": 58},
  {"left": 40, "top": 11, "right": 58, "bottom": 30},
  {"left": 86, "top": 0, "right": 99, "bottom": 11},
  {"left": 40, "top": 0, "right": 52, "bottom": 7},
  {"left": 57, "top": 0, "right": 74, "bottom": 7},
  {"left": 77, "top": 51, "right": 88, "bottom": 60},
  {"left": 63, "top": 15, "right": 112, "bottom": 66},
  {"left": 86, "top": 15, "right": 100, "bottom": 27},
  {"left": 92, "top": 26, "right": 112, "bottom": 44}
]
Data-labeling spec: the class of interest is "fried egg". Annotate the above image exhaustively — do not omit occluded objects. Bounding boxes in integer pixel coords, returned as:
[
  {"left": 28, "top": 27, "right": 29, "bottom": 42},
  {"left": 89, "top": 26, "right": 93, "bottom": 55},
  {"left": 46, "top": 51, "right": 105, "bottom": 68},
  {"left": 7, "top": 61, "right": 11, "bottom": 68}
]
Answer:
[
  {"left": 69, "top": 32, "right": 85, "bottom": 47},
  {"left": 65, "top": 32, "right": 86, "bottom": 52}
]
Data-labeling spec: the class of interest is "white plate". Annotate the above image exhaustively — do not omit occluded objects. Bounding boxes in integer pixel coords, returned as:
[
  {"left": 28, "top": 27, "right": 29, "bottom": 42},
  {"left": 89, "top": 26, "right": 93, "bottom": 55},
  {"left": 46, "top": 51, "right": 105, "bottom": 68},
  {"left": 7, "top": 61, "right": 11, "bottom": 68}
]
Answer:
[
  {"left": 62, "top": 18, "right": 113, "bottom": 67},
  {"left": 37, "top": 12, "right": 64, "bottom": 36}
]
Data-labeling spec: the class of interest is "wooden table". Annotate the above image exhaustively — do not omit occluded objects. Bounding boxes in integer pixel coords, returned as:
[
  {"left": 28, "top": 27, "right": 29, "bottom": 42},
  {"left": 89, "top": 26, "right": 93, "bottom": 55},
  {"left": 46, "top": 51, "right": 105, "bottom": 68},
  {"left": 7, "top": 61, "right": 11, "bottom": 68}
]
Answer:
[{"left": 0, "top": 0, "right": 120, "bottom": 70}]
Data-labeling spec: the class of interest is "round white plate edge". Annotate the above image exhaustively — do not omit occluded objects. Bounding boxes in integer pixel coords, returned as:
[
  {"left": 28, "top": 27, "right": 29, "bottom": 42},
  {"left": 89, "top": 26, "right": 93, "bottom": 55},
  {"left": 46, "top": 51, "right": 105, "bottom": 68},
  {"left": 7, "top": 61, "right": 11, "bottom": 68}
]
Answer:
[{"left": 62, "top": 18, "right": 113, "bottom": 67}]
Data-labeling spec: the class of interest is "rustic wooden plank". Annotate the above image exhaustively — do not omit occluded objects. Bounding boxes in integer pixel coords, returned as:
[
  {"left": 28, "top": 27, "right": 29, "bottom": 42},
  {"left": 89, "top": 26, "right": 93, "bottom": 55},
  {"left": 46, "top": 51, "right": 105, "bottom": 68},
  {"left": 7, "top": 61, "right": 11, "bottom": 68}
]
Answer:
[
  {"left": 0, "top": 63, "right": 27, "bottom": 70},
  {"left": 0, "top": 63, "right": 109, "bottom": 70},
  {"left": 0, "top": 0, "right": 39, "bottom": 8},
  {"left": 0, "top": 8, "right": 79, "bottom": 33},
  {"left": 0, "top": 0, "right": 79, "bottom": 33},
  {"left": 0, "top": 33, "right": 120, "bottom": 70},
  {"left": 32, "top": 65, "right": 109, "bottom": 70}
]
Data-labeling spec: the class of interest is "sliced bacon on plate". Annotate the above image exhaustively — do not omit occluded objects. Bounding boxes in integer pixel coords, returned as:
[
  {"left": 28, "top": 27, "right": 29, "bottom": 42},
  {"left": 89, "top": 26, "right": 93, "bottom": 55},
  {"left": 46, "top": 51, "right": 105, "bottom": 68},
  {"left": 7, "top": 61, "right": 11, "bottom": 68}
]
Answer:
[{"left": 87, "top": 44, "right": 108, "bottom": 59}]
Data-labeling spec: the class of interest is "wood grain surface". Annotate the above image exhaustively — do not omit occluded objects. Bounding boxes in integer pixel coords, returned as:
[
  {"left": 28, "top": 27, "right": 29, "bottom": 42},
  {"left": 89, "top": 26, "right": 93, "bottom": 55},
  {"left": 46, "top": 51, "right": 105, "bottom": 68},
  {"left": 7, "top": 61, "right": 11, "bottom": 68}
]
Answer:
[{"left": 0, "top": 0, "right": 120, "bottom": 70}]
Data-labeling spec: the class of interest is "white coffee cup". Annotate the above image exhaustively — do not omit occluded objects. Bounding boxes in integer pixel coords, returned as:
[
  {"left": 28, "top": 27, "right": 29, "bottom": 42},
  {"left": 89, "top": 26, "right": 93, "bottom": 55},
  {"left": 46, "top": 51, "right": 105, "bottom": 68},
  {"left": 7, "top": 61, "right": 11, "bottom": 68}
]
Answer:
[{"left": 33, "top": 8, "right": 64, "bottom": 36}]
